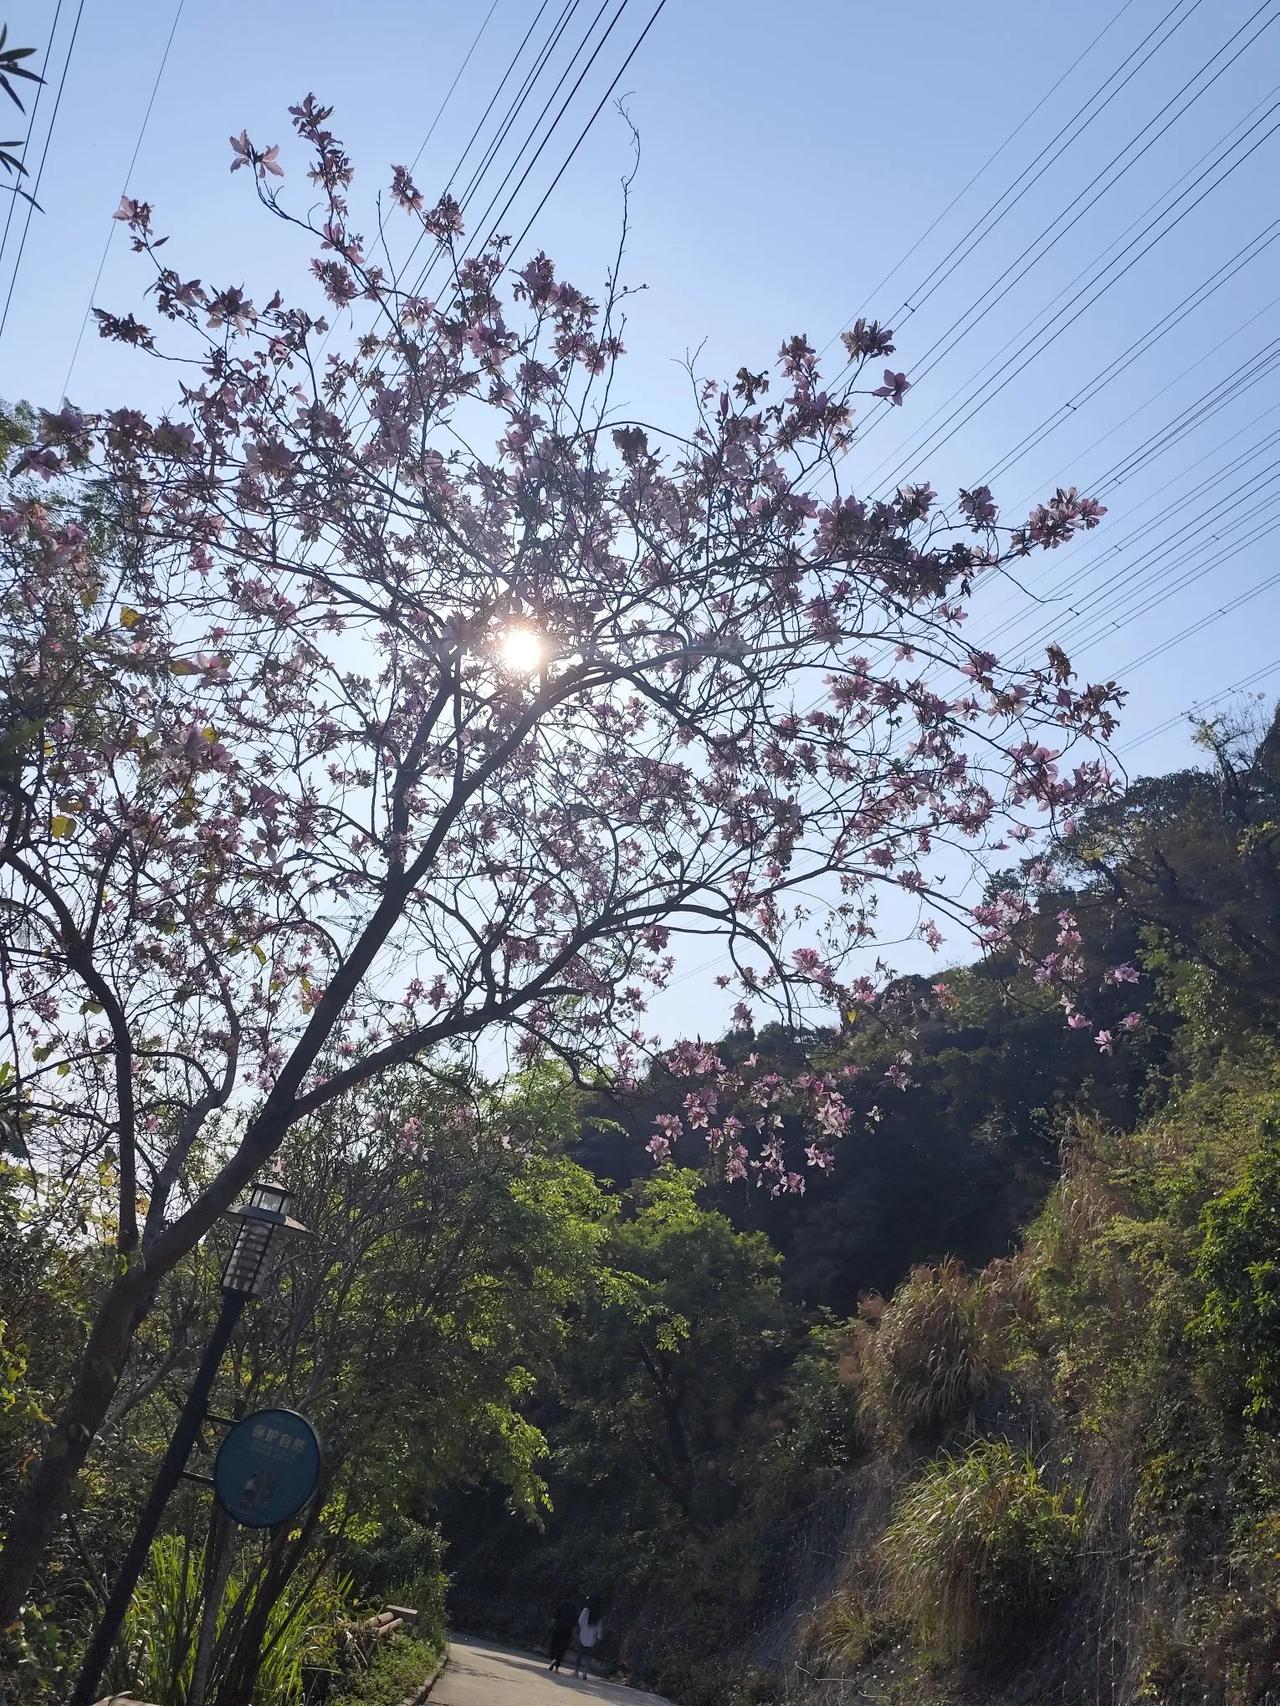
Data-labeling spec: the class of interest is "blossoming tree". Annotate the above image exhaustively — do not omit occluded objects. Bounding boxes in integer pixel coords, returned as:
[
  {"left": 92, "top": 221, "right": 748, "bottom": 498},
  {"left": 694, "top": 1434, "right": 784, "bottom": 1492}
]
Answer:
[{"left": 0, "top": 97, "right": 1118, "bottom": 1614}]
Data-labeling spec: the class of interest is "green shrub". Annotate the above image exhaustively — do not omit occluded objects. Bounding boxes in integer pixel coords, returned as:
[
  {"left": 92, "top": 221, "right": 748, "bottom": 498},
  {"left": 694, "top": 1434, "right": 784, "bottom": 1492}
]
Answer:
[
  {"left": 340, "top": 1518, "right": 449, "bottom": 1656},
  {"left": 1191, "top": 1116, "right": 1280, "bottom": 1421},
  {"left": 856, "top": 1258, "right": 1004, "bottom": 1444},
  {"left": 330, "top": 1634, "right": 442, "bottom": 1706},
  {"left": 884, "top": 1439, "right": 1080, "bottom": 1660}
]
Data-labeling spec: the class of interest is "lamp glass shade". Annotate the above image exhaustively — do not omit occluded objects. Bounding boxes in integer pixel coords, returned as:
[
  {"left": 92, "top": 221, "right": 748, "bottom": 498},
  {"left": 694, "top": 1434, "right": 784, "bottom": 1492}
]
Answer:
[
  {"left": 222, "top": 1217, "right": 276, "bottom": 1296},
  {"left": 248, "top": 1181, "right": 291, "bottom": 1217}
]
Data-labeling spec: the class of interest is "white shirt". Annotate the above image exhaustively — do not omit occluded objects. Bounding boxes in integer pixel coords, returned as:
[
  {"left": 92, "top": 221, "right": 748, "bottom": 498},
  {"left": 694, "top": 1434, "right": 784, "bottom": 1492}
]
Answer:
[{"left": 578, "top": 1609, "right": 602, "bottom": 1649}]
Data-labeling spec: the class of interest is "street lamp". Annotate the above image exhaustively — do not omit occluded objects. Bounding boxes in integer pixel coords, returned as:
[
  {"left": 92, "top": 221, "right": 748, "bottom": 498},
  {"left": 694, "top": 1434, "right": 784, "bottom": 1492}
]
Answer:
[
  {"left": 222, "top": 1179, "right": 309, "bottom": 1296},
  {"left": 73, "top": 1179, "right": 310, "bottom": 1706}
]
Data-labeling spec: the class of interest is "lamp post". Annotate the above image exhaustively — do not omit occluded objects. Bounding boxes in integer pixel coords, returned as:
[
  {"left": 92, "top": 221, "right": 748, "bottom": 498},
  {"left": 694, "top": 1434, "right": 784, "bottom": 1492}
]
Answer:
[{"left": 72, "top": 1181, "right": 309, "bottom": 1706}]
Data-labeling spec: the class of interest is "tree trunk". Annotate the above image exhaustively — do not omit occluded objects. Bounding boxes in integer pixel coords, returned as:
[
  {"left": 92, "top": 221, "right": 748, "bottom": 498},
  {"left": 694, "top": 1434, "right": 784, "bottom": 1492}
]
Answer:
[
  {"left": 0, "top": 1267, "right": 147, "bottom": 1627},
  {"left": 189, "top": 1509, "right": 236, "bottom": 1706},
  {"left": 215, "top": 1501, "right": 324, "bottom": 1706}
]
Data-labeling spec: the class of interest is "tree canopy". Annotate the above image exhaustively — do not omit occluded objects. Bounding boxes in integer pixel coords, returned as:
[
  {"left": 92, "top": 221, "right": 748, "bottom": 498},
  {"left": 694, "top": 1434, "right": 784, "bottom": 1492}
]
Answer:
[{"left": 0, "top": 93, "right": 1122, "bottom": 1617}]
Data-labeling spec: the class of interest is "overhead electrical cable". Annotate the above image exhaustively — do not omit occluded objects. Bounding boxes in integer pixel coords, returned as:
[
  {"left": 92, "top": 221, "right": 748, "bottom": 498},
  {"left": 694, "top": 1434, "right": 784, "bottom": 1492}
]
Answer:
[
  {"left": 0, "top": 0, "right": 87, "bottom": 348},
  {"left": 819, "top": 0, "right": 1141, "bottom": 356},
  {"left": 828, "top": 0, "right": 1208, "bottom": 386},
  {"left": 865, "top": 100, "right": 1280, "bottom": 498},
  {"left": 0, "top": 0, "right": 62, "bottom": 280},
  {"left": 60, "top": 0, "right": 186, "bottom": 397},
  {"left": 855, "top": 0, "right": 1278, "bottom": 451}
]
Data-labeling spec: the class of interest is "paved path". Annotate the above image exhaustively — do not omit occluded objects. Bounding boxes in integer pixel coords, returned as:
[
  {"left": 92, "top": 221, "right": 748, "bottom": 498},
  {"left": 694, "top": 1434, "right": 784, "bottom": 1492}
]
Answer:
[{"left": 431, "top": 1637, "right": 672, "bottom": 1705}]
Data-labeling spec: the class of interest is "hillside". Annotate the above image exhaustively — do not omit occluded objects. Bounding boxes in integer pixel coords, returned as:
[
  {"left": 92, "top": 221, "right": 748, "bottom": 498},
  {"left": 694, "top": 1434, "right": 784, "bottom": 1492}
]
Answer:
[{"left": 443, "top": 708, "right": 1280, "bottom": 1706}]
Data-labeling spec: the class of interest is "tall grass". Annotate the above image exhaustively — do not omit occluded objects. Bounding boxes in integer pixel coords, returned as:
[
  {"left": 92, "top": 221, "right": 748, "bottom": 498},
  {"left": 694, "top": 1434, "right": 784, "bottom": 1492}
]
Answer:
[
  {"left": 884, "top": 1439, "right": 1080, "bottom": 1659},
  {"left": 104, "top": 1533, "right": 200, "bottom": 1706},
  {"left": 856, "top": 1258, "right": 1004, "bottom": 1444},
  {"left": 105, "top": 1533, "right": 352, "bottom": 1706}
]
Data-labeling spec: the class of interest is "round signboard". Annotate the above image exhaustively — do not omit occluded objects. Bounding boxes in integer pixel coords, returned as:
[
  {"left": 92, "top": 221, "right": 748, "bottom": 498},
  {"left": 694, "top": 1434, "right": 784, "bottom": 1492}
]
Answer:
[{"left": 214, "top": 1408, "right": 322, "bottom": 1528}]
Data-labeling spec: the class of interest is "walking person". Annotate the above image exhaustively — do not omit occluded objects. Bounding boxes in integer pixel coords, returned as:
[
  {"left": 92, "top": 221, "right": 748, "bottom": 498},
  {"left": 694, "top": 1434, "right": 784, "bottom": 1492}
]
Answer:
[
  {"left": 549, "top": 1594, "right": 577, "bottom": 1672},
  {"left": 572, "top": 1595, "right": 604, "bottom": 1679}
]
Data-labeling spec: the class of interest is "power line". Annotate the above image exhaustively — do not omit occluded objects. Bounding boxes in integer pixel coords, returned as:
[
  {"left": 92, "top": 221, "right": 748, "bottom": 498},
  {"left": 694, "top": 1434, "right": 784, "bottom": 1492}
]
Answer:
[
  {"left": 296, "top": 0, "right": 569, "bottom": 408},
  {"left": 969, "top": 420, "right": 1280, "bottom": 668},
  {"left": 327, "top": 0, "right": 620, "bottom": 437},
  {"left": 867, "top": 100, "right": 1280, "bottom": 497},
  {"left": 789, "top": 14, "right": 1280, "bottom": 751},
  {"left": 778, "top": 399, "right": 1280, "bottom": 820},
  {"left": 971, "top": 392, "right": 1280, "bottom": 654},
  {"left": 504, "top": 0, "right": 669, "bottom": 260},
  {"left": 1091, "top": 345, "right": 1280, "bottom": 490},
  {"left": 1122, "top": 656, "right": 1280, "bottom": 750},
  {"left": 395, "top": 0, "right": 575, "bottom": 295},
  {"left": 1115, "top": 555, "right": 1280, "bottom": 676},
  {"left": 831, "top": 0, "right": 1206, "bottom": 390},
  {"left": 819, "top": 0, "right": 1141, "bottom": 358},
  {"left": 1004, "top": 288, "right": 1280, "bottom": 513},
  {"left": 848, "top": 412, "right": 1280, "bottom": 800},
  {"left": 1054, "top": 486, "right": 1280, "bottom": 661},
  {"left": 941, "top": 160, "right": 1280, "bottom": 491},
  {"left": 864, "top": 201, "right": 1278, "bottom": 502},
  {"left": 651, "top": 9, "right": 1280, "bottom": 1005},
  {"left": 861, "top": 0, "right": 1278, "bottom": 445},
  {"left": 806, "top": 239, "right": 1280, "bottom": 731},
  {"left": 440, "top": 0, "right": 636, "bottom": 285},
  {"left": 986, "top": 242, "right": 1280, "bottom": 492},
  {"left": 406, "top": 0, "right": 503, "bottom": 176},
  {"left": 60, "top": 0, "right": 186, "bottom": 398},
  {"left": 0, "top": 0, "right": 86, "bottom": 350},
  {"left": 334, "top": 0, "right": 662, "bottom": 450},
  {"left": 0, "top": 0, "right": 63, "bottom": 280}
]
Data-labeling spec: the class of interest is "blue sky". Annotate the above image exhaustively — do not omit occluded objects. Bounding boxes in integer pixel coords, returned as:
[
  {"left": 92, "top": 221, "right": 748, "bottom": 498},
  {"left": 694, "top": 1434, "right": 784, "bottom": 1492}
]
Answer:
[{"left": 2, "top": 0, "right": 1278, "bottom": 1047}]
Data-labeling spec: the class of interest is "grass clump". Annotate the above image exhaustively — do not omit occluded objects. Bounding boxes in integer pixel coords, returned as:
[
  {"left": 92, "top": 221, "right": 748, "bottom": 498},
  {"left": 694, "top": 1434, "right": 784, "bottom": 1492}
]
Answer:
[
  {"left": 330, "top": 1633, "right": 443, "bottom": 1705},
  {"left": 855, "top": 1258, "right": 1006, "bottom": 1444},
  {"left": 800, "top": 1586, "right": 892, "bottom": 1675},
  {"left": 884, "top": 1438, "right": 1080, "bottom": 1660}
]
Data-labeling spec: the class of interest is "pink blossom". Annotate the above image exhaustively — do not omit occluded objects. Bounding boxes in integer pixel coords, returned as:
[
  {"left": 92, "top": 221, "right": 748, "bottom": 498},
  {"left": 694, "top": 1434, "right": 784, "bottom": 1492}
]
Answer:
[
  {"left": 958, "top": 485, "right": 997, "bottom": 529},
  {"left": 872, "top": 369, "right": 910, "bottom": 406},
  {"left": 390, "top": 164, "right": 423, "bottom": 212},
  {"left": 840, "top": 318, "right": 895, "bottom": 361}
]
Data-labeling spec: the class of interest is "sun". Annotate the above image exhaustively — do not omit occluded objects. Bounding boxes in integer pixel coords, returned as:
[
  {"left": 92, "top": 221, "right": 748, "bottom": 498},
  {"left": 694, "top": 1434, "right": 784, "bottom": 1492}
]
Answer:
[{"left": 498, "top": 626, "right": 545, "bottom": 675}]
